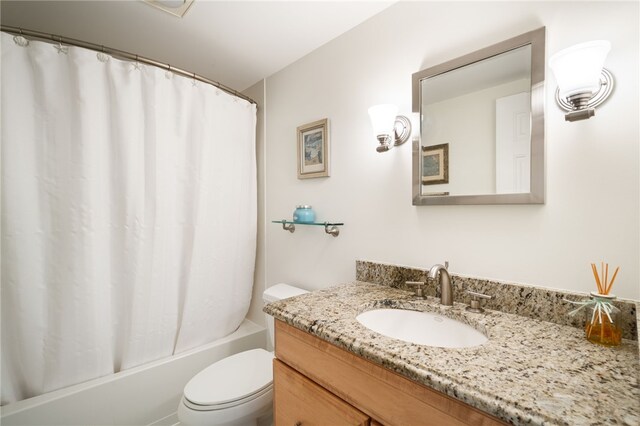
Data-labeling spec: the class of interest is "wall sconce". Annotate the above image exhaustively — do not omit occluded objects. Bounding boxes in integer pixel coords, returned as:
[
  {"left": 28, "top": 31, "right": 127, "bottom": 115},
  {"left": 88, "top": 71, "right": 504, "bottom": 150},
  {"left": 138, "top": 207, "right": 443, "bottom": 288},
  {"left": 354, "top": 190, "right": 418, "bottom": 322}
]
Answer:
[
  {"left": 549, "top": 40, "right": 614, "bottom": 122},
  {"left": 368, "top": 104, "right": 412, "bottom": 152}
]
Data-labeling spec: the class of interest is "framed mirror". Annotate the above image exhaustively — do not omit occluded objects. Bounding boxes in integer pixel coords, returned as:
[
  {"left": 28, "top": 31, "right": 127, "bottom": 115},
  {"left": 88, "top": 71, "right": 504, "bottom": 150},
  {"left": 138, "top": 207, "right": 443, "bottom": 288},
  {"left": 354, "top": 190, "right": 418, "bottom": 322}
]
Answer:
[{"left": 412, "top": 27, "right": 545, "bottom": 205}]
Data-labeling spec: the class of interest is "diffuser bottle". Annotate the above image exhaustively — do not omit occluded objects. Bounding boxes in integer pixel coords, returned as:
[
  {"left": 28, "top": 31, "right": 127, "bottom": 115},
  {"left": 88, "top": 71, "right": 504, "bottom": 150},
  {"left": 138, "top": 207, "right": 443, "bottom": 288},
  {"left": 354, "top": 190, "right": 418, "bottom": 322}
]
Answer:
[{"left": 585, "top": 292, "right": 622, "bottom": 347}]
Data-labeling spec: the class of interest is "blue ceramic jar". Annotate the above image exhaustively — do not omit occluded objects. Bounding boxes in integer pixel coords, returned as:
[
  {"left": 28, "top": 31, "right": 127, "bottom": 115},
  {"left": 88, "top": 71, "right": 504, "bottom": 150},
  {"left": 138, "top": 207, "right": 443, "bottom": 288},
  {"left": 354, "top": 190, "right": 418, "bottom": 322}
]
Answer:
[{"left": 293, "top": 205, "right": 315, "bottom": 223}]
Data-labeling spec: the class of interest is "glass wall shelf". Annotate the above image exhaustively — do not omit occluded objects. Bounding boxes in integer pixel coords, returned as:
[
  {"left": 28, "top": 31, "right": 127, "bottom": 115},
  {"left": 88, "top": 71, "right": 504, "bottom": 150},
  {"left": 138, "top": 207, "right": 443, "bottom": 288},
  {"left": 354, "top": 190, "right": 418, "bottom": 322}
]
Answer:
[{"left": 271, "top": 220, "right": 343, "bottom": 237}]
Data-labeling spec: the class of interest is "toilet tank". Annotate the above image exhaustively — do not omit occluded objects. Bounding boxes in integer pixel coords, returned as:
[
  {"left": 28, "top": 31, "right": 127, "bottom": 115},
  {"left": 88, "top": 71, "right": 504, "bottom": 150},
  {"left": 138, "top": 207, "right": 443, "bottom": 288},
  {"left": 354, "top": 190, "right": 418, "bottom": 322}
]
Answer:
[{"left": 262, "top": 284, "right": 308, "bottom": 350}]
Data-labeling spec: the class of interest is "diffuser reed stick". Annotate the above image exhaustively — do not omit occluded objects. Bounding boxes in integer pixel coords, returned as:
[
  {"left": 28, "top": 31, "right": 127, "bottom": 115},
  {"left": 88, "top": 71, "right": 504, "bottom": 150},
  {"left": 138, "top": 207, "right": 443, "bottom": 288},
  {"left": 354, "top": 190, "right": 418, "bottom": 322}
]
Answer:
[
  {"left": 591, "top": 262, "right": 619, "bottom": 295},
  {"left": 606, "top": 267, "right": 620, "bottom": 295},
  {"left": 590, "top": 263, "right": 603, "bottom": 294}
]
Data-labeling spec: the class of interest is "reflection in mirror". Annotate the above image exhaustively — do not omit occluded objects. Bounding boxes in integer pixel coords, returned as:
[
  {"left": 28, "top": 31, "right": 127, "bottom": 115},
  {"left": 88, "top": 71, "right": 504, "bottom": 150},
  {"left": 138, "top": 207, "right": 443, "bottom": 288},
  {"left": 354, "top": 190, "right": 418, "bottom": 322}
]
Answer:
[
  {"left": 422, "top": 46, "right": 531, "bottom": 195},
  {"left": 412, "top": 27, "right": 545, "bottom": 205}
]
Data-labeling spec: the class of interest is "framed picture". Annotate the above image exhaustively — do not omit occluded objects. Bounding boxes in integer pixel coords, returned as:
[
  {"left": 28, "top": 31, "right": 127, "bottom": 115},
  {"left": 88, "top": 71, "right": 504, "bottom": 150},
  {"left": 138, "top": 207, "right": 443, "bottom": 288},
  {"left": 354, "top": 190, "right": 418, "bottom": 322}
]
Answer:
[
  {"left": 297, "top": 119, "right": 329, "bottom": 179},
  {"left": 422, "top": 143, "right": 449, "bottom": 185}
]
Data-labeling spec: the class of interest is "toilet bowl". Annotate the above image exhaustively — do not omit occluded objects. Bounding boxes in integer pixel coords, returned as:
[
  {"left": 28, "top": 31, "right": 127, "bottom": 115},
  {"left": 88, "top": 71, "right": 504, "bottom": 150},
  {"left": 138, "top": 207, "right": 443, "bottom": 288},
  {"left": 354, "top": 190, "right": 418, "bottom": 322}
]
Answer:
[{"left": 178, "top": 284, "right": 308, "bottom": 426}]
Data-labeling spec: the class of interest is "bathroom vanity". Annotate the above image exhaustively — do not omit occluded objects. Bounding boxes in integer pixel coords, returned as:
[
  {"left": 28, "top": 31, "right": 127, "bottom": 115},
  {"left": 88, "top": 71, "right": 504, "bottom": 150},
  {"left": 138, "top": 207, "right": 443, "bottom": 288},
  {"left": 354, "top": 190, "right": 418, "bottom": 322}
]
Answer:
[{"left": 265, "top": 281, "right": 639, "bottom": 425}]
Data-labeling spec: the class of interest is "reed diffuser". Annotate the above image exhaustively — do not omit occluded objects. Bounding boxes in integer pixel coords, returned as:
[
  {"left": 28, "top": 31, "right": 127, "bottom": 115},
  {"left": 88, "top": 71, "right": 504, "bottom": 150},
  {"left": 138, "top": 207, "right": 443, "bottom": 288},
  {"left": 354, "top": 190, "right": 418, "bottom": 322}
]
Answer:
[{"left": 567, "top": 262, "right": 622, "bottom": 346}]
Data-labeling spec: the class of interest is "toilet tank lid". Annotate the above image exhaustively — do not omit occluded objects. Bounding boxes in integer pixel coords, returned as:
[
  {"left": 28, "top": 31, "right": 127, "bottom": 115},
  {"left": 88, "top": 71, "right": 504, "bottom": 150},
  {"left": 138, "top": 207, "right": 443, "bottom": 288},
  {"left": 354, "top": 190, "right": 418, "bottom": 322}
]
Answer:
[{"left": 263, "top": 283, "right": 308, "bottom": 303}]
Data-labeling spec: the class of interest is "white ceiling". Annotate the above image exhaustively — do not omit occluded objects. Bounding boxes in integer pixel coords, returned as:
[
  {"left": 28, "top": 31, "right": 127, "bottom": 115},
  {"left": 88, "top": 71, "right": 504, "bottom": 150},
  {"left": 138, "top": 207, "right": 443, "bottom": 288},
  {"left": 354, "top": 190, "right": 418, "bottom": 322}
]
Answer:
[{"left": 0, "top": 1, "right": 393, "bottom": 91}]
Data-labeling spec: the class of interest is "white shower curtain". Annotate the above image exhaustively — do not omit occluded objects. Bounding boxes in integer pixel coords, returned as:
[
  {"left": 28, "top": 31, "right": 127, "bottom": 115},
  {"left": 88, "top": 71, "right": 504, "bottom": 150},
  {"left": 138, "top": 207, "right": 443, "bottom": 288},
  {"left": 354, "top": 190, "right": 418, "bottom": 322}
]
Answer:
[{"left": 0, "top": 32, "right": 257, "bottom": 405}]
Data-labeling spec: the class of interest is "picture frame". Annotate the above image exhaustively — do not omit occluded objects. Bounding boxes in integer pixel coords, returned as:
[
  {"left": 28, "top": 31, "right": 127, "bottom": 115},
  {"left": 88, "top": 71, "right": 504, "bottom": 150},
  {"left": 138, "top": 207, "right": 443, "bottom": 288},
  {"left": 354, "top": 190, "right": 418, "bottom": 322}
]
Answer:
[
  {"left": 297, "top": 119, "right": 329, "bottom": 179},
  {"left": 422, "top": 143, "right": 449, "bottom": 185}
]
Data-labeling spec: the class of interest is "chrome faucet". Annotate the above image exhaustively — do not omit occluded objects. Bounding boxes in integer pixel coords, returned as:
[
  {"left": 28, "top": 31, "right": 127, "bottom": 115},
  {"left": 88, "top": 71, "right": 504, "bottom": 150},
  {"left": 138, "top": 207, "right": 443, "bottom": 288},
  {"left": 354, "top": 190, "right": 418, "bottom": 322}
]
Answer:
[{"left": 429, "top": 261, "right": 452, "bottom": 306}]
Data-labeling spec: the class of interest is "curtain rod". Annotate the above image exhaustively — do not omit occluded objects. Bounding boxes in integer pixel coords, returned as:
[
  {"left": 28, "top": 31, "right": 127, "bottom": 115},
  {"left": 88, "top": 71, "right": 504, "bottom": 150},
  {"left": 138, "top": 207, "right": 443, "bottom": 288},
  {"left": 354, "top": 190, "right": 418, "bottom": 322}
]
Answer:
[{"left": 1, "top": 25, "right": 257, "bottom": 105}]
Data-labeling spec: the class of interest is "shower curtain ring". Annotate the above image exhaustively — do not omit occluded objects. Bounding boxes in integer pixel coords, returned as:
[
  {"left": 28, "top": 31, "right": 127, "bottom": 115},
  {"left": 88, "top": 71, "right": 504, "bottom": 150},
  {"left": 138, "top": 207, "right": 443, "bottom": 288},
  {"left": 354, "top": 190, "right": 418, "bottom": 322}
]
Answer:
[
  {"left": 97, "top": 45, "right": 109, "bottom": 63},
  {"left": 54, "top": 35, "right": 67, "bottom": 54},
  {"left": 133, "top": 54, "right": 141, "bottom": 70},
  {"left": 192, "top": 72, "right": 197, "bottom": 86},
  {"left": 13, "top": 28, "right": 29, "bottom": 47}
]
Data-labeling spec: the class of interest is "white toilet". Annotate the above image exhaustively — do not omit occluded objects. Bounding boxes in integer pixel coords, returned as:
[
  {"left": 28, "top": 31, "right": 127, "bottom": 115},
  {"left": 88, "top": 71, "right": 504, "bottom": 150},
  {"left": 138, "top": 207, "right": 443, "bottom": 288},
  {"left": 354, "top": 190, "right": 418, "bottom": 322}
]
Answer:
[{"left": 177, "top": 284, "right": 308, "bottom": 426}]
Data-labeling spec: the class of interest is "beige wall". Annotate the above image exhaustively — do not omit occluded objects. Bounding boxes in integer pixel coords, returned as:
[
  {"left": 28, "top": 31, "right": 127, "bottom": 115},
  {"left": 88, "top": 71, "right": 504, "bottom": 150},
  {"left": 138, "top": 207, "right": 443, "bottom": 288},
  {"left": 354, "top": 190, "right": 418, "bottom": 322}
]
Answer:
[{"left": 262, "top": 2, "right": 640, "bottom": 300}]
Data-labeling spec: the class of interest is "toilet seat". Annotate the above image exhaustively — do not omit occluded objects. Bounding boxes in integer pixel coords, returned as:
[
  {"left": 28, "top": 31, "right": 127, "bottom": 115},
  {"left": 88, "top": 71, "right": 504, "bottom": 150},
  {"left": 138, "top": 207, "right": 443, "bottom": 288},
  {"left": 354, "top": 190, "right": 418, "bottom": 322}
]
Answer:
[
  {"left": 183, "top": 384, "right": 272, "bottom": 411},
  {"left": 183, "top": 349, "right": 274, "bottom": 411}
]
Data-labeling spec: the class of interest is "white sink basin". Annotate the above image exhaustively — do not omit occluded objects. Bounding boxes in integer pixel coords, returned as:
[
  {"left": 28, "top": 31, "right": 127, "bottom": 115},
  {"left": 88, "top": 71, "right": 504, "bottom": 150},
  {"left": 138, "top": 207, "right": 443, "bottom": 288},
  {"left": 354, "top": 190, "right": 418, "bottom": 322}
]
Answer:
[{"left": 356, "top": 308, "right": 487, "bottom": 349}]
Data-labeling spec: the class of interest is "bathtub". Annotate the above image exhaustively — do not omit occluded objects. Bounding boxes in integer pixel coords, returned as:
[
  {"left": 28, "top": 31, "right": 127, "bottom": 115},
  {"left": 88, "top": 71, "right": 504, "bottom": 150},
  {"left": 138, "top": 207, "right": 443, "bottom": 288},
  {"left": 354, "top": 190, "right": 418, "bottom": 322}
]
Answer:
[{"left": 1, "top": 320, "right": 267, "bottom": 426}]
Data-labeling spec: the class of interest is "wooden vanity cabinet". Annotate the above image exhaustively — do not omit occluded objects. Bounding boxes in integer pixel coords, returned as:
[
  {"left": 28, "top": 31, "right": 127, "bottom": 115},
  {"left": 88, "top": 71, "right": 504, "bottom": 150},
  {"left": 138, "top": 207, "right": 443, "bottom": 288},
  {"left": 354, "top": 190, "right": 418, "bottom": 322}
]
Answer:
[{"left": 273, "top": 320, "right": 506, "bottom": 426}]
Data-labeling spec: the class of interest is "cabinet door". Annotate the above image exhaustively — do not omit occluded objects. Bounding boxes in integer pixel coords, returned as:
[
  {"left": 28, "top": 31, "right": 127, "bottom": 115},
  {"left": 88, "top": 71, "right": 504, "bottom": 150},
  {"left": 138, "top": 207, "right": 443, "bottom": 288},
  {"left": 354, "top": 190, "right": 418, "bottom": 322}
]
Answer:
[{"left": 274, "top": 359, "right": 370, "bottom": 426}]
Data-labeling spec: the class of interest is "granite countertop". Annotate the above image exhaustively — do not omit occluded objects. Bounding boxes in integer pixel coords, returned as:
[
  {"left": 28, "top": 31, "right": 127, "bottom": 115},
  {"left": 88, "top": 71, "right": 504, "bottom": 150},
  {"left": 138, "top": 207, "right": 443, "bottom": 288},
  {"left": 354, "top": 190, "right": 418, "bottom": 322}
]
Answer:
[{"left": 264, "top": 281, "right": 640, "bottom": 426}]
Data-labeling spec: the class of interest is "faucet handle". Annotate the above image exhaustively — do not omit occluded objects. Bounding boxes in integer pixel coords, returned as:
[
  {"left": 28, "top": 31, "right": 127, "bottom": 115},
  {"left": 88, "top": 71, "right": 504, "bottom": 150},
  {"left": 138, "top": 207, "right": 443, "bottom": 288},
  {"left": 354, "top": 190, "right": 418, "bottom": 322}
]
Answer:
[
  {"left": 465, "top": 290, "right": 492, "bottom": 313},
  {"left": 406, "top": 281, "right": 426, "bottom": 298}
]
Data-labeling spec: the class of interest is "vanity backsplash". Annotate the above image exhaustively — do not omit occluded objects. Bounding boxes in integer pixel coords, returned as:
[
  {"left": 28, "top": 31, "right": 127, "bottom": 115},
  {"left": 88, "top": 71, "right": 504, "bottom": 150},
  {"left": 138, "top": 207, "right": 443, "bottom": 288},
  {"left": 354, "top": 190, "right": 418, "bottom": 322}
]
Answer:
[{"left": 356, "top": 260, "right": 638, "bottom": 341}]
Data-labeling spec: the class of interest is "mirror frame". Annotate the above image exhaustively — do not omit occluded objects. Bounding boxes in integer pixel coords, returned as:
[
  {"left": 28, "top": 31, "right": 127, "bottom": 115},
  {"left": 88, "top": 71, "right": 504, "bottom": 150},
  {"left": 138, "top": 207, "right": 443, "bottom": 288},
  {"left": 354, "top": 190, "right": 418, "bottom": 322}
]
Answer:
[{"left": 412, "top": 27, "right": 545, "bottom": 205}]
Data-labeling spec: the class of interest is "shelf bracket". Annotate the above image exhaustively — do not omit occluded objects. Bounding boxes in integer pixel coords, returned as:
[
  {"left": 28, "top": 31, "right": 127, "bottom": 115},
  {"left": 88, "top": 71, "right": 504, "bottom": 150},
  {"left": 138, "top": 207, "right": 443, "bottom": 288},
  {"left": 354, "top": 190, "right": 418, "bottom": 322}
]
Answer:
[
  {"left": 281, "top": 221, "right": 295, "bottom": 233},
  {"left": 324, "top": 223, "right": 340, "bottom": 237}
]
